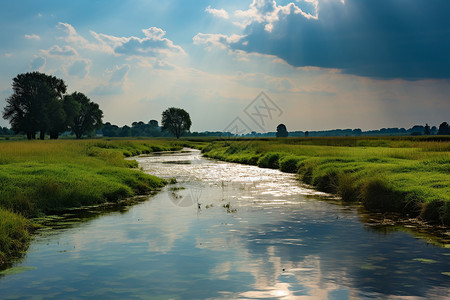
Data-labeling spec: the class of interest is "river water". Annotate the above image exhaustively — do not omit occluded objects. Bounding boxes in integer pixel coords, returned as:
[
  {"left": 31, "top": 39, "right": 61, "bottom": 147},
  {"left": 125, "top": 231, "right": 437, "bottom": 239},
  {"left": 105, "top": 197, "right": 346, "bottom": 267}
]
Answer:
[{"left": 0, "top": 149, "right": 449, "bottom": 299}]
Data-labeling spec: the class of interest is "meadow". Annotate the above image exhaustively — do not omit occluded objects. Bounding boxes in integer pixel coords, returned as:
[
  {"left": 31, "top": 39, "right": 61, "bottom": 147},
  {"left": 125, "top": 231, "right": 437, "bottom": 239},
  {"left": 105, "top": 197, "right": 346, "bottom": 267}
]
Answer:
[
  {"left": 0, "top": 139, "right": 181, "bottom": 266},
  {"left": 188, "top": 136, "right": 450, "bottom": 226}
]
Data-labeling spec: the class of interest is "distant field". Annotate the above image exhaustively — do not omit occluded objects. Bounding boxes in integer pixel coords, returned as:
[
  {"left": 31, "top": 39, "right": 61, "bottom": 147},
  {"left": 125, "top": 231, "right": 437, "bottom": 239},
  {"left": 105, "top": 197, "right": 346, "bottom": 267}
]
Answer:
[
  {"left": 0, "top": 139, "right": 181, "bottom": 266},
  {"left": 187, "top": 136, "right": 450, "bottom": 225}
]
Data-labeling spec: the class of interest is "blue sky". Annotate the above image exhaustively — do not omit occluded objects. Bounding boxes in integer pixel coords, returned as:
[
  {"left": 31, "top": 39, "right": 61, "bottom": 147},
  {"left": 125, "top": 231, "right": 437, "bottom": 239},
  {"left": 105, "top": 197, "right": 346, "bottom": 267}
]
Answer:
[{"left": 1, "top": 0, "right": 449, "bottom": 132}]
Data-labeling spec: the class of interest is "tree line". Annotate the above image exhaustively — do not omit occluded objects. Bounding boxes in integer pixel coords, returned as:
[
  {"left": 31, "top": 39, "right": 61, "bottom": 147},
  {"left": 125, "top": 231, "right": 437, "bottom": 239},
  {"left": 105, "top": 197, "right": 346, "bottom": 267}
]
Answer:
[
  {"left": 2, "top": 72, "right": 103, "bottom": 139},
  {"left": 102, "top": 107, "right": 192, "bottom": 139},
  {"left": 244, "top": 123, "right": 450, "bottom": 138}
]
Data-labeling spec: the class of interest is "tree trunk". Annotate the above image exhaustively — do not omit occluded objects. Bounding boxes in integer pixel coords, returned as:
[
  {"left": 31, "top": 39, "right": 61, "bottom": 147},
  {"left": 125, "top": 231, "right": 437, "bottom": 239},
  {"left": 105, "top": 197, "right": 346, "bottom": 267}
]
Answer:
[
  {"left": 39, "top": 131, "right": 45, "bottom": 140},
  {"left": 27, "top": 132, "right": 36, "bottom": 140},
  {"left": 50, "top": 131, "right": 59, "bottom": 139}
]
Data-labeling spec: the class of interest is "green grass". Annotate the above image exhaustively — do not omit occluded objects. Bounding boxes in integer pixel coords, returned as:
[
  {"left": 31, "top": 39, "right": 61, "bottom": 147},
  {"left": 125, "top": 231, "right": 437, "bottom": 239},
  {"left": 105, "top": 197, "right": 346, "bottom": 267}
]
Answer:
[
  {"left": 191, "top": 137, "right": 450, "bottom": 225},
  {"left": 0, "top": 139, "right": 181, "bottom": 266}
]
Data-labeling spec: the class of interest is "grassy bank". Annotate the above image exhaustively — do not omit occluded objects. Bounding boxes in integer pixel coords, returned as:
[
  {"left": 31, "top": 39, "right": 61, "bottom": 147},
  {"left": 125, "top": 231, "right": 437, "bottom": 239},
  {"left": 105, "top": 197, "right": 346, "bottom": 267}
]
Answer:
[
  {"left": 190, "top": 137, "right": 450, "bottom": 225},
  {"left": 0, "top": 139, "right": 181, "bottom": 266}
]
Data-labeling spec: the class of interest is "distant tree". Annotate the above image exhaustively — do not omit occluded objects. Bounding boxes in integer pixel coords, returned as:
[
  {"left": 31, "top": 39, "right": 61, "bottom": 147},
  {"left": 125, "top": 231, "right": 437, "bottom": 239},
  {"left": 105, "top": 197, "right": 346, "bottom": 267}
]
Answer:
[
  {"left": 352, "top": 128, "right": 362, "bottom": 136},
  {"left": 120, "top": 125, "right": 131, "bottom": 137},
  {"left": 102, "top": 122, "right": 120, "bottom": 137},
  {"left": 161, "top": 107, "right": 191, "bottom": 139},
  {"left": 3, "top": 72, "right": 67, "bottom": 139},
  {"left": 409, "top": 125, "right": 425, "bottom": 135},
  {"left": 424, "top": 124, "right": 431, "bottom": 135},
  {"left": 438, "top": 122, "right": 450, "bottom": 135},
  {"left": 305, "top": 131, "right": 309, "bottom": 137},
  {"left": 276, "top": 124, "right": 288, "bottom": 137},
  {"left": 431, "top": 126, "right": 438, "bottom": 135},
  {"left": 148, "top": 120, "right": 158, "bottom": 128},
  {"left": 67, "top": 92, "right": 103, "bottom": 139}
]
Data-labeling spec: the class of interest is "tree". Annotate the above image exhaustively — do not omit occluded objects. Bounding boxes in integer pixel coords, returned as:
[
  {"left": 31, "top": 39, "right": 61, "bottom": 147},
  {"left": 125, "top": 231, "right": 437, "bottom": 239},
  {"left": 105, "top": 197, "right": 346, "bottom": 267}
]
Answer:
[
  {"left": 438, "top": 122, "right": 450, "bottom": 135},
  {"left": 424, "top": 123, "right": 431, "bottom": 135},
  {"left": 276, "top": 124, "right": 288, "bottom": 137},
  {"left": 161, "top": 107, "right": 191, "bottom": 139},
  {"left": 149, "top": 120, "right": 159, "bottom": 128},
  {"left": 3, "top": 72, "right": 66, "bottom": 139},
  {"left": 102, "top": 122, "right": 120, "bottom": 137},
  {"left": 67, "top": 92, "right": 103, "bottom": 139}
]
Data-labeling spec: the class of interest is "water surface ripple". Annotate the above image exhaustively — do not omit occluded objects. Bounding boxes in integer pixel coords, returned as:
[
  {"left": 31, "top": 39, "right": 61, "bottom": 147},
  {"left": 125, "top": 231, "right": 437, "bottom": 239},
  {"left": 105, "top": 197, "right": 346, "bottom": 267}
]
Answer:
[{"left": 1, "top": 149, "right": 449, "bottom": 299}]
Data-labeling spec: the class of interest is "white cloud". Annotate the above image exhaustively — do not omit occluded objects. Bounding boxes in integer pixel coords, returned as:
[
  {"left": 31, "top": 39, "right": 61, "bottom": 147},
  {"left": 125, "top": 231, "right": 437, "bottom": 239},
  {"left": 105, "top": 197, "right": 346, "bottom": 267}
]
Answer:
[
  {"left": 57, "top": 22, "right": 110, "bottom": 52},
  {"left": 193, "top": 33, "right": 245, "bottom": 49},
  {"left": 94, "top": 27, "right": 185, "bottom": 58},
  {"left": 57, "top": 22, "right": 90, "bottom": 47},
  {"left": 43, "top": 45, "right": 78, "bottom": 57},
  {"left": 24, "top": 34, "right": 40, "bottom": 40},
  {"left": 205, "top": 6, "right": 229, "bottom": 19},
  {"left": 56, "top": 23, "right": 185, "bottom": 60},
  {"left": 234, "top": 0, "right": 318, "bottom": 32}
]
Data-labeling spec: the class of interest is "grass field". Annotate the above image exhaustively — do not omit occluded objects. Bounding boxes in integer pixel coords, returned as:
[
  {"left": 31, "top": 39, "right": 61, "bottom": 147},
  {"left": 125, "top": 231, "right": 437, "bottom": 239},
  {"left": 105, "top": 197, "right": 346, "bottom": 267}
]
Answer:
[
  {"left": 0, "top": 139, "right": 181, "bottom": 266},
  {"left": 186, "top": 136, "right": 450, "bottom": 225}
]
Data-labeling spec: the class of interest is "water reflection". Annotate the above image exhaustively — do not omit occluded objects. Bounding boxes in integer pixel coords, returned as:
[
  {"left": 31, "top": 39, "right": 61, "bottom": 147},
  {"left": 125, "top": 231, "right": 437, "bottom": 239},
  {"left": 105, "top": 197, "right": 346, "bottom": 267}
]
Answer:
[{"left": 0, "top": 149, "right": 449, "bottom": 299}]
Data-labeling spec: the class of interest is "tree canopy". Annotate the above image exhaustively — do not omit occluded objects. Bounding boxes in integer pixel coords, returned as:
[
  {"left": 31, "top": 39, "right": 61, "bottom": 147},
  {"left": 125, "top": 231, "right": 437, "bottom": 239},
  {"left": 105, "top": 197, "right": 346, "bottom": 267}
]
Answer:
[
  {"left": 276, "top": 124, "right": 288, "bottom": 137},
  {"left": 66, "top": 92, "right": 103, "bottom": 139},
  {"left": 3, "top": 72, "right": 67, "bottom": 139},
  {"left": 161, "top": 107, "right": 191, "bottom": 139},
  {"left": 2, "top": 72, "right": 103, "bottom": 139},
  {"left": 438, "top": 122, "right": 450, "bottom": 135}
]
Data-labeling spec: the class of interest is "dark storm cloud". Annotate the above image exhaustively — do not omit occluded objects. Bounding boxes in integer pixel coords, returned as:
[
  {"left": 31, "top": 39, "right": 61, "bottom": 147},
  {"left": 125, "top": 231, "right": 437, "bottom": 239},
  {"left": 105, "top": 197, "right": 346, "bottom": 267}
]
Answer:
[{"left": 231, "top": 0, "right": 450, "bottom": 79}]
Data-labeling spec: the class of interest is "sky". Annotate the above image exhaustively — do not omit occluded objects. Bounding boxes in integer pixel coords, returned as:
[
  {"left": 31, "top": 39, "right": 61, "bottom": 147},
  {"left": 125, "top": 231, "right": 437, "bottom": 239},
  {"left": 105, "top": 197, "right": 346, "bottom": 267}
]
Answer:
[{"left": 0, "top": 0, "right": 449, "bottom": 133}]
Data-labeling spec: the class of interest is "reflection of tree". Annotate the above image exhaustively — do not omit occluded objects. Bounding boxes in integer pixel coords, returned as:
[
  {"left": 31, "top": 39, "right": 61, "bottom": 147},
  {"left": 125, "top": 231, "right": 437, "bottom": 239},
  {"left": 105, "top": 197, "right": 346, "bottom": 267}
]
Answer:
[{"left": 358, "top": 209, "right": 450, "bottom": 247}]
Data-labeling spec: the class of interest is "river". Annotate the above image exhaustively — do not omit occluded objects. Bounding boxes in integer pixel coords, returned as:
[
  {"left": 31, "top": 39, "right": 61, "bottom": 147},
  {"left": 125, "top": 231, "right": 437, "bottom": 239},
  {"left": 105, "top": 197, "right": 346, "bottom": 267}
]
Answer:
[{"left": 0, "top": 149, "right": 449, "bottom": 299}]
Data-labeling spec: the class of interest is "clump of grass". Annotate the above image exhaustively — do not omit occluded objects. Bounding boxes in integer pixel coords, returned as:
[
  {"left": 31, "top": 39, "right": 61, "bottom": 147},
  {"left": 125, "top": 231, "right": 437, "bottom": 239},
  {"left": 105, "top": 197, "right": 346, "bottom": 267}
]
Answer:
[
  {"left": 279, "top": 156, "right": 304, "bottom": 173},
  {"left": 337, "top": 173, "right": 359, "bottom": 202},
  {"left": 0, "top": 208, "right": 31, "bottom": 266},
  {"left": 258, "top": 152, "right": 283, "bottom": 169}
]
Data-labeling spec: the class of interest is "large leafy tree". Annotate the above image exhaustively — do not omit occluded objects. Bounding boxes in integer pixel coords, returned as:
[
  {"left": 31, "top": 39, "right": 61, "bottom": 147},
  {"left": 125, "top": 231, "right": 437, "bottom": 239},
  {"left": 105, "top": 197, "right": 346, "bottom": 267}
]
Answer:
[
  {"left": 67, "top": 92, "right": 103, "bottom": 139},
  {"left": 2, "top": 72, "right": 66, "bottom": 139},
  {"left": 161, "top": 107, "right": 191, "bottom": 139}
]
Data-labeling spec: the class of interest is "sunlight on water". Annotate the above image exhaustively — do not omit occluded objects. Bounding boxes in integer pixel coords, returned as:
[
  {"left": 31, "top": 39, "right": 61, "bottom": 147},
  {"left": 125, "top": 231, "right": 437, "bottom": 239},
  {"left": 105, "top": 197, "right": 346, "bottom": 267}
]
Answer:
[{"left": 0, "top": 149, "right": 449, "bottom": 299}]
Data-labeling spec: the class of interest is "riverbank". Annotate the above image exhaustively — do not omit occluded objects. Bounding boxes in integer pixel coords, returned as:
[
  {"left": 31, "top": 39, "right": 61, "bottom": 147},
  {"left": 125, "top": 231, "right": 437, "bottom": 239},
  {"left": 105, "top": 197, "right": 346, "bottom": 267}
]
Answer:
[
  {"left": 186, "top": 137, "right": 450, "bottom": 226},
  {"left": 0, "top": 139, "right": 181, "bottom": 267}
]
